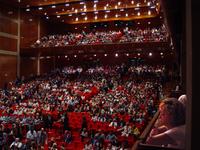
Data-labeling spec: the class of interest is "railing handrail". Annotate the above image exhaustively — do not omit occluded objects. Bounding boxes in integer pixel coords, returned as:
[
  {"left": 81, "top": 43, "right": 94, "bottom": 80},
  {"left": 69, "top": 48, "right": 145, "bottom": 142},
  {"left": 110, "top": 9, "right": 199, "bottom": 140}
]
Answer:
[{"left": 132, "top": 111, "right": 160, "bottom": 150}]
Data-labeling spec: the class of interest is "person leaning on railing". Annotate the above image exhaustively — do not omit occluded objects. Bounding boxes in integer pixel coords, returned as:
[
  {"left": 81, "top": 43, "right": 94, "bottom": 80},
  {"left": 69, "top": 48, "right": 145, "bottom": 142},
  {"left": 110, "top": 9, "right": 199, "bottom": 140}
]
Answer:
[{"left": 146, "top": 98, "right": 186, "bottom": 149}]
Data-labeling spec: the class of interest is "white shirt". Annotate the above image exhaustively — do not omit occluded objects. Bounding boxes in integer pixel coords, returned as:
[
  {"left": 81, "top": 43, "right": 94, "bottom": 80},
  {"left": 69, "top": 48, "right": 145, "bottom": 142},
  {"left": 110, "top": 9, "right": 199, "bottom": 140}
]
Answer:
[{"left": 165, "top": 125, "right": 185, "bottom": 149}]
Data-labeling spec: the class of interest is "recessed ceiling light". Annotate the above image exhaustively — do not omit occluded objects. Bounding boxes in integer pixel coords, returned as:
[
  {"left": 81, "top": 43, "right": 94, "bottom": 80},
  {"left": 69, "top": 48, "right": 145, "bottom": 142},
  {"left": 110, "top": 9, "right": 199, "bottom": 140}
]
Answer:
[
  {"left": 148, "top": 22, "right": 151, "bottom": 24},
  {"left": 126, "top": 53, "right": 129, "bottom": 56},
  {"left": 57, "top": 15, "right": 61, "bottom": 18},
  {"left": 51, "top": 5, "right": 56, "bottom": 8},
  {"left": 74, "top": 55, "right": 77, "bottom": 58},
  {"left": 29, "top": 18, "right": 33, "bottom": 22},
  {"left": 149, "top": 52, "right": 152, "bottom": 56},
  {"left": 137, "top": 22, "right": 140, "bottom": 24},
  {"left": 160, "top": 52, "right": 163, "bottom": 55},
  {"left": 26, "top": 8, "right": 30, "bottom": 12},
  {"left": 115, "top": 53, "right": 119, "bottom": 57},
  {"left": 137, "top": 53, "right": 141, "bottom": 56},
  {"left": 104, "top": 54, "right": 107, "bottom": 56},
  {"left": 46, "top": 16, "right": 49, "bottom": 19},
  {"left": 94, "top": 54, "right": 96, "bottom": 57},
  {"left": 38, "top": 7, "right": 43, "bottom": 10}
]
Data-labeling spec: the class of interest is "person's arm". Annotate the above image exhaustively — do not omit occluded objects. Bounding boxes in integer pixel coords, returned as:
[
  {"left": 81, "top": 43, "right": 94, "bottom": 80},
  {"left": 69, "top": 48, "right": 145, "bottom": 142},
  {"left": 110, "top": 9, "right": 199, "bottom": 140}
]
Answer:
[
  {"left": 149, "top": 125, "right": 168, "bottom": 136},
  {"left": 146, "top": 132, "right": 176, "bottom": 146}
]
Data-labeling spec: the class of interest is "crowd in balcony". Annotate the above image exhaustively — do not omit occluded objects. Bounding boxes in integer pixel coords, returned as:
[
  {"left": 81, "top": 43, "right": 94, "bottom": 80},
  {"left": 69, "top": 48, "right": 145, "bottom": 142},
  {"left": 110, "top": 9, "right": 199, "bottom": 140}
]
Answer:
[
  {"left": 0, "top": 63, "right": 168, "bottom": 149},
  {"left": 31, "top": 25, "right": 168, "bottom": 48}
]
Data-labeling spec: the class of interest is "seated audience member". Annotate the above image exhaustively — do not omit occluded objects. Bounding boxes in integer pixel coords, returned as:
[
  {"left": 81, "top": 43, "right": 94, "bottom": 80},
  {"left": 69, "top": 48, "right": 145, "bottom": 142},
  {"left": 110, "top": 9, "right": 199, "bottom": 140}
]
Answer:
[
  {"left": 63, "top": 130, "right": 72, "bottom": 143},
  {"left": 26, "top": 127, "right": 37, "bottom": 148},
  {"left": 10, "top": 138, "right": 23, "bottom": 149},
  {"left": 146, "top": 98, "right": 185, "bottom": 149},
  {"left": 37, "top": 128, "right": 47, "bottom": 147},
  {"left": 80, "top": 128, "right": 88, "bottom": 142},
  {"left": 117, "top": 122, "right": 133, "bottom": 137},
  {"left": 83, "top": 140, "right": 93, "bottom": 150}
]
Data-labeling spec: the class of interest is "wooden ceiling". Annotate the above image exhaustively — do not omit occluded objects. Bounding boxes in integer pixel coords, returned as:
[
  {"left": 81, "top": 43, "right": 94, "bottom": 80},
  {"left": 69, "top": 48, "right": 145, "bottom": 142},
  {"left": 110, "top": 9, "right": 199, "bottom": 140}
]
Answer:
[{"left": 0, "top": 0, "right": 163, "bottom": 24}]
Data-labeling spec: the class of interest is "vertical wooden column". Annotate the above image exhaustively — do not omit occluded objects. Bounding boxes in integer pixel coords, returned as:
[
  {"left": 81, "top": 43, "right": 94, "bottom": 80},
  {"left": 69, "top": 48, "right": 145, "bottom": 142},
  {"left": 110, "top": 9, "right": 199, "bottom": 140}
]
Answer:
[
  {"left": 17, "top": 7, "right": 21, "bottom": 77},
  {"left": 37, "top": 53, "right": 41, "bottom": 76}
]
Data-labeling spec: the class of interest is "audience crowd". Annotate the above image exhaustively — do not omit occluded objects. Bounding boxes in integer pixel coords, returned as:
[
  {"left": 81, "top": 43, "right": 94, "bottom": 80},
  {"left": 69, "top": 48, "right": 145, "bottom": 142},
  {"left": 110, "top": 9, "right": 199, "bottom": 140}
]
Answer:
[
  {"left": 0, "top": 63, "right": 168, "bottom": 149},
  {"left": 31, "top": 25, "right": 168, "bottom": 48}
]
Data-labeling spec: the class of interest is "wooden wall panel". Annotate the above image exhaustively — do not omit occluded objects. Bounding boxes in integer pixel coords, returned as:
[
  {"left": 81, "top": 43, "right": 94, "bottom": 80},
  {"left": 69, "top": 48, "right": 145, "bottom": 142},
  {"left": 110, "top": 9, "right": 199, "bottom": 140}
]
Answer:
[
  {"left": 0, "top": 55, "right": 17, "bottom": 88},
  {"left": 40, "top": 57, "right": 55, "bottom": 74},
  {"left": 20, "top": 57, "right": 37, "bottom": 78},
  {"left": 0, "top": 17, "right": 18, "bottom": 35},
  {"left": 0, "top": 4, "right": 18, "bottom": 20},
  {"left": 20, "top": 12, "right": 39, "bottom": 48},
  {"left": 0, "top": 36, "right": 17, "bottom": 51}
]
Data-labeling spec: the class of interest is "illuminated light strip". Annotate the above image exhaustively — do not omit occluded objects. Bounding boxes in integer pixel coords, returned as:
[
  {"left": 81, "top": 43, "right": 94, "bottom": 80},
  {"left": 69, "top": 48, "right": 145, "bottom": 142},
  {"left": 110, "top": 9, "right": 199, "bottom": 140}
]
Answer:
[
  {"left": 69, "top": 14, "right": 158, "bottom": 24},
  {"left": 57, "top": 3, "right": 159, "bottom": 15}
]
